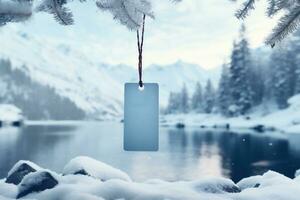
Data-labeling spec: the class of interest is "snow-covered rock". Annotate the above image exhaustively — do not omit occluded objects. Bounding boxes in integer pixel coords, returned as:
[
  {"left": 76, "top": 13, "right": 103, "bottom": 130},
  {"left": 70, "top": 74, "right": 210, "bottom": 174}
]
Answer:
[
  {"left": 6, "top": 161, "right": 42, "bottom": 185},
  {"left": 0, "top": 104, "right": 23, "bottom": 125},
  {"left": 62, "top": 156, "right": 131, "bottom": 182},
  {"left": 237, "top": 175, "right": 263, "bottom": 190},
  {"left": 17, "top": 171, "right": 58, "bottom": 199},
  {"left": 190, "top": 178, "right": 240, "bottom": 193},
  {"left": 1, "top": 158, "right": 300, "bottom": 200}
]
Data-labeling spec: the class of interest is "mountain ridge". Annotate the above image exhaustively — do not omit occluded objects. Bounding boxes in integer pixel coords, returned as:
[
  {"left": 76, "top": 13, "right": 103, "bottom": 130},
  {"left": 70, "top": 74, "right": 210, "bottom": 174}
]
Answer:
[{"left": 0, "top": 26, "right": 220, "bottom": 119}]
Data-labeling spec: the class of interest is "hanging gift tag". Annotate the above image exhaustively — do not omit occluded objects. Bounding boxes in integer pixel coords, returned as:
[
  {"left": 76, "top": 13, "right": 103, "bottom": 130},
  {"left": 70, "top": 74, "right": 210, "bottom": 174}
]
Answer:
[{"left": 124, "top": 83, "right": 159, "bottom": 151}]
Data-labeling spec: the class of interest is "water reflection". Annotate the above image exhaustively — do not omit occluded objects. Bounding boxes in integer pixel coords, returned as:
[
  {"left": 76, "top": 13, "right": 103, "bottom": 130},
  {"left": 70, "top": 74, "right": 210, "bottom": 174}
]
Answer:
[{"left": 0, "top": 122, "right": 299, "bottom": 182}]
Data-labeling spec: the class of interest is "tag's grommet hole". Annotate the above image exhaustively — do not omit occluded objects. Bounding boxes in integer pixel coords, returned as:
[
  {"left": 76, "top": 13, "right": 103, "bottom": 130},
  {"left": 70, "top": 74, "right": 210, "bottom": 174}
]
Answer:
[{"left": 138, "top": 85, "right": 145, "bottom": 91}]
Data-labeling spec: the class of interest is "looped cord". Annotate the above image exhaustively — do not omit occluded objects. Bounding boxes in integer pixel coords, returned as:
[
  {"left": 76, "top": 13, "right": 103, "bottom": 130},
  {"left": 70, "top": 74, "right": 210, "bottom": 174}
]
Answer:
[{"left": 137, "top": 14, "right": 146, "bottom": 88}]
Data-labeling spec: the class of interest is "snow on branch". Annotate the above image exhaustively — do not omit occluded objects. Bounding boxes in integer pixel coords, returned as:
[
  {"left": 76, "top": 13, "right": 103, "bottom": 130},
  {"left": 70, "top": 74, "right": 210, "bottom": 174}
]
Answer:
[
  {"left": 234, "top": 0, "right": 300, "bottom": 46},
  {"left": 36, "top": 0, "right": 74, "bottom": 25},
  {"left": 96, "top": 0, "right": 154, "bottom": 30},
  {"left": 0, "top": 0, "right": 181, "bottom": 29},
  {"left": 235, "top": 0, "right": 255, "bottom": 19},
  {"left": 266, "top": 4, "right": 300, "bottom": 47},
  {"left": 0, "top": 0, "right": 33, "bottom": 26}
]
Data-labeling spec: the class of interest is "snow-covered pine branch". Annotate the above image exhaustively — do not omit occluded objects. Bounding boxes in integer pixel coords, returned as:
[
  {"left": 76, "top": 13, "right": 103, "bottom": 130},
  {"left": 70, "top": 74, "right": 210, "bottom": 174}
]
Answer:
[
  {"left": 0, "top": 0, "right": 181, "bottom": 29},
  {"left": 267, "top": 0, "right": 281, "bottom": 17},
  {"left": 266, "top": 4, "right": 300, "bottom": 47},
  {"left": 96, "top": 0, "right": 154, "bottom": 30},
  {"left": 36, "top": 0, "right": 74, "bottom": 25},
  {"left": 235, "top": 0, "right": 255, "bottom": 19},
  {"left": 0, "top": 0, "right": 33, "bottom": 26},
  {"left": 234, "top": 0, "right": 300, "bottom": 46},
  {"left": 96, "top": 0, "right": 181, "bottom": 30}
]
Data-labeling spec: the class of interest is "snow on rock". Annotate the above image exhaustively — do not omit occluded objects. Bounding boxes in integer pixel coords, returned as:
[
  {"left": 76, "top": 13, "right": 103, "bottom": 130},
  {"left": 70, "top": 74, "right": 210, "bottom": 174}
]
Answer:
[
  {"left": 236, "top": 171, "right": 293, "bottom": 191},
  {"left": 17, "top": 171, "right": 59, "bottom": 199},
  {"left": 190, "top": 178, "right": 241, "bottom": 193},
  {"left": 2, "top": 158, "right": 300, "bottom": 200},
  {"left": 237, "top": 175, "right": 263, "bottom": 190},
  {"left": 0, "top": 180, "right": 18, "bottom": 199},
  {"left": 0, "top": 104, "right": 23, "bottom": 124},
  {"left": 62, "top": 156, "right": 131, "bottom": 182},
  {"left": 234, "top": 171, "right": 300, "bottom": 200},
  {"left": 6, "top": 161, "right": 42, "bottom": 185}
]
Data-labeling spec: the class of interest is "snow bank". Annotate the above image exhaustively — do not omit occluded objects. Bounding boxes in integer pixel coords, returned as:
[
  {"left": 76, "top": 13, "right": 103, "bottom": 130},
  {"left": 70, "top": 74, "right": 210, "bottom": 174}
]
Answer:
[
  {"left": 0, "top": 104, "right": 23, "bottom": 123},
  {"left": 1, "top": 157, "right": 300, "bottom": 200},
  {"left": 63, "top": 156, "right": 131, "bottom": 182},
  {"left": 7, "top": 161, "right": 42, "bottom": 178},
  {"left": 162, "top": 94, "right": 300, "bottom": 134},
  {"left": 6, "top": 160, "right": 44, "bottom": 186}
]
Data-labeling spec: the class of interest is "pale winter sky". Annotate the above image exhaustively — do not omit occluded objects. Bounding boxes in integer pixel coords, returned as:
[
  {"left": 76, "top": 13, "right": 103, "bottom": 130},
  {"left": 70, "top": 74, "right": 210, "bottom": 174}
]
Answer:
[{"left": 15, "top": 0, "right": 278, "bottom": 69}]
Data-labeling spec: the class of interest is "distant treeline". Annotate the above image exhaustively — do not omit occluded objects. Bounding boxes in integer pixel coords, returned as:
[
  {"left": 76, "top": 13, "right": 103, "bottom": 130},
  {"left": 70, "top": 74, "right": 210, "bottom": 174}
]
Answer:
[
  {"left": 166, "top": 26, "right": 300, "bottom": 116},
  {"left": 0, "top": 60, "right": 85, "bottom": 120}
]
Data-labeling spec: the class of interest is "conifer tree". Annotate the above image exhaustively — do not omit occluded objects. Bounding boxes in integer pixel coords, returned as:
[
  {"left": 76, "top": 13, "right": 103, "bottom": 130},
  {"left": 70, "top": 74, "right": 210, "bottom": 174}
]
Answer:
[
  {"left": 179, "top": 84, "right": 189, "bottom": 113},
  {"left": 191, "top": 82, "right": 203, "bottom": 113},
  {"left": 270, "top": 46, "right": 295, "bottom": 108},
  {"left": 166, "top": 92, "right": 179, "bottom": 114},
  {"left": 203, "top": 79, "right": 215, "bottom": 114},
  {"left": 217, "top": 64, "right": 231, "bottom": 116},
  {"left": 228, "top": 25, "right": 253, "bottom": 116},
  {"left": 249, "top": 64, "right": 265, "bottom": 106},
  {"left": 288, "top": 31, "right": 300, "bottom": 95}
]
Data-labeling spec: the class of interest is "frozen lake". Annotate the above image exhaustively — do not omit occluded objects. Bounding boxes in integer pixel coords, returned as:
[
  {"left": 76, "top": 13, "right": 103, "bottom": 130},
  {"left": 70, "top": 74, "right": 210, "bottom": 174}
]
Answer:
[{"left": 0, "top": 122, "right": 300, "bottom": 182}]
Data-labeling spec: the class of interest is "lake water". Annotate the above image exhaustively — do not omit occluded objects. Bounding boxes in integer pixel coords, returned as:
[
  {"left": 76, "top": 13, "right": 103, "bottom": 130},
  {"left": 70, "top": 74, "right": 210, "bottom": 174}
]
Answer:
[{"left": 0, "top": 122, "right": 300, "bottom": 183}]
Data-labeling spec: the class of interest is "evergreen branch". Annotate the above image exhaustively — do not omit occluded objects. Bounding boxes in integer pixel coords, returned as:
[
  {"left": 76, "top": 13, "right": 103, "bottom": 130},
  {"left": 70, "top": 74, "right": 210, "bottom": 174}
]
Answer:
[
  {"left": 267, "top": 0, "right": 278, "bottom": 17},
  {"left": 266, "top": 5, "right": 300, "bottom": 47},
  {"left": 52, "top": 0, "right": 73, "bottom": 25},
  {"left": 235, "top": 0, "right": 255, "bottom": 19},
  {"left": 96, "top": 0, "right": 140, "bottom": 30},
  {"left": 95, "top": 0, "right": 114, "bottom": 9},
  {"left": 96, "top": 0, "right": 155, "bottom": 30},
  {"left": 0, "top": 0, "right": 180, "bottom": 29},
  {"left": 36, "top": 0, "right": 74, "bottom": 25},
  {"left": 0, "top": 0, "right": 32, "bottom": 26},
  {"left": 267, "top": 0, "right": 295, "bottom": 17}
]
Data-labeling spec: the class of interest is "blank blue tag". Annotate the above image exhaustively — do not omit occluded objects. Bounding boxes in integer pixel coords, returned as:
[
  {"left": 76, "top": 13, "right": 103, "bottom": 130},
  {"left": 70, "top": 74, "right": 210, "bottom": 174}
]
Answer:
[{"left": 124, "top": 83, "right": 159, "bottom": 151}]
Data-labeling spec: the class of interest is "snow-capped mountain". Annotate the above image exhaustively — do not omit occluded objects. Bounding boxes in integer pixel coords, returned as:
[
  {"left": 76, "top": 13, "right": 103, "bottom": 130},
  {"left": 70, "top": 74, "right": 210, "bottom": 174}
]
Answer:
[
  {"left": 0, "top": 26, "right": 219, "bottom": 119},
  {"left": 0, "top": 26, "right": 124, "bottom": 119},
  {"left": 144, "top": 61, "right": 220, "bottom": 105},
  {"left": 101, "top": 60, "right": 220, "bottom": 105}
]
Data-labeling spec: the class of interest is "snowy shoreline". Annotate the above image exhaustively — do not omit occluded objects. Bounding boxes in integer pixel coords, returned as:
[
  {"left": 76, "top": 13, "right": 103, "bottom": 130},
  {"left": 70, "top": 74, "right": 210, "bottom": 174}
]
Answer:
[
  {"left": 6, "top": 94, "right": 300, "bottom": 136},
  {"left": 161, "top": 113, "right": 300, "bottom": 134},
  {"left": 1, "top": 156, "right": 300, "bottom": 200},
  {"left": 161, "top": 95, "right": 300, "bottom": 134}
]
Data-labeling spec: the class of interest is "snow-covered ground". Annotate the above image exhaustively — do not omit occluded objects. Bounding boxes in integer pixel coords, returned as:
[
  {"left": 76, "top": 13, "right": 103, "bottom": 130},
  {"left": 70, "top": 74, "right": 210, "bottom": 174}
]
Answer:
[
  {"left": 1, "top": 156, "right": 300, "bottom": 200},
  {"left": 162, "top": 94, "right": 300, "bottom": 134},
  {"left": 0, "top": 104, "right": 23, "bottom": 125}
]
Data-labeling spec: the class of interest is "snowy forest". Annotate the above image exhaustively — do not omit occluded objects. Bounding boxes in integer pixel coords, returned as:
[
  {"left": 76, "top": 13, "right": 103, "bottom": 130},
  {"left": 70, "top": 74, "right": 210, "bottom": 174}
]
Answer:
[{"left": 166, "top": 25, "right": 300, "bottom": 117}]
